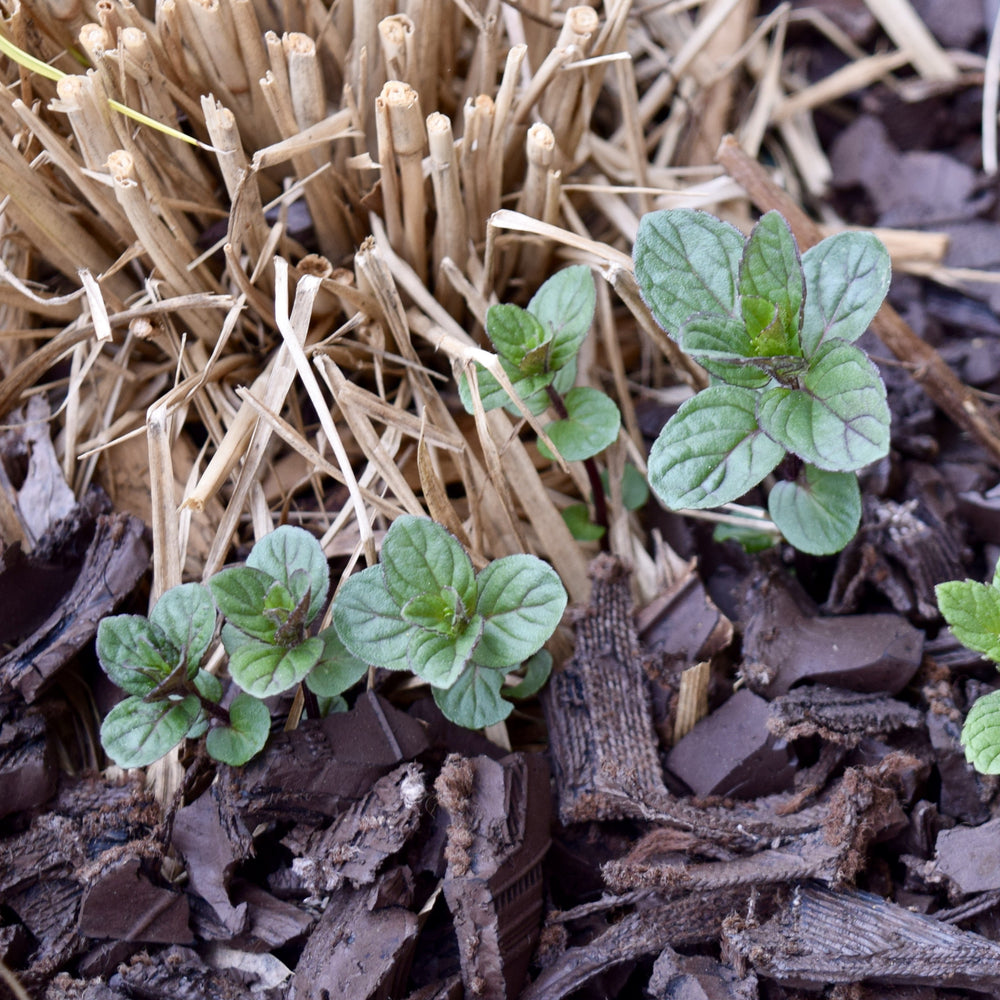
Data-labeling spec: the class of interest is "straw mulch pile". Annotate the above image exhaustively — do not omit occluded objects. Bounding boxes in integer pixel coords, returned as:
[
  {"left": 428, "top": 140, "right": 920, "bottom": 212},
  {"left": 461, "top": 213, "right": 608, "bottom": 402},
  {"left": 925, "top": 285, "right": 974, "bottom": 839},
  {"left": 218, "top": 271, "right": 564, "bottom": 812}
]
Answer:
[{"left": 5, "top": 0, "right": 1000, "bottom": 997}]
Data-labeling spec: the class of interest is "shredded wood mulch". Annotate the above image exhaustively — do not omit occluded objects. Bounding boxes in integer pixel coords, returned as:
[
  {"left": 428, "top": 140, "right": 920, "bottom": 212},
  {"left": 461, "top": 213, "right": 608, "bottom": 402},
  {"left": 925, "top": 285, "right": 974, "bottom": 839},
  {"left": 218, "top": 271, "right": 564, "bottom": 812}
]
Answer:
[{"left": 6, "top": 1, "right": 1000, "bottom": 998}]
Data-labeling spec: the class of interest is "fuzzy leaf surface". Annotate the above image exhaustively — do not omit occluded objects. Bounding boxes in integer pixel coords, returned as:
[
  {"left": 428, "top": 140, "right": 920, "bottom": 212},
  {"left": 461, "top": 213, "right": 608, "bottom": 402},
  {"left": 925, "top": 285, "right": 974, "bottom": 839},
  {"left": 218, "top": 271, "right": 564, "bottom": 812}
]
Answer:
[
  {"left": 473, "top": 555, "right": 567, "bottom": 668},
  {"left": 205, "top": 693, "right": 270, "bottom": 766},
  {"left": 739, "top": 211, "right": 804, "bottom": 356},
  {"left": 755, "top": 341, "right": 889, "bottom": 471},
  {"left": 634, "top": 209, "right": 744, "bottom": 336},
  {"left": 228, "top": 635, "right": 324, "bottom": 698},
  {"left": 332, "top": 565, "right": 413, "bottom": 671},
  {"left": 800, "top": 231, "right": 891, "bottom": 355},
  {"left": 148, "top": 583, "right": 216, "bottom": 672},
  {"left": 305, "top": 627, "right": 369, "bottom": 697},
  {"left": 527, "top": 265, "right": 596, "bottom": 372},
  {"left": 433, "top": 664, "right": 512, "bottom": 729},
  {"left": 962, "top": 690, "right": 1000, "bottom": 774},
  {"left": 767, "top": 465, "right": 861, "bottom": 555},
  {"left": 648, "top": 385, "right": 784, "bottom": 509},
  {"left": 936, "top": 579, "right": 1000, "bottom": 664},
  {"left": 408, "top": 615, "right": 484, "bottom": 688},
  {"left": 537, "top": 387, "right": 621, "bottom": 461},
  {"left": 246, "top": 525, "right": 329, "bottom": 625},
  {"left": 380, "top": 516, "right": 477, "bottom": 612},
  {"left": 100, "top": 694, "right": 202, "bottom": 769},
  {"left": 96, "top": 616, "right": 177, "bottom": 696}
]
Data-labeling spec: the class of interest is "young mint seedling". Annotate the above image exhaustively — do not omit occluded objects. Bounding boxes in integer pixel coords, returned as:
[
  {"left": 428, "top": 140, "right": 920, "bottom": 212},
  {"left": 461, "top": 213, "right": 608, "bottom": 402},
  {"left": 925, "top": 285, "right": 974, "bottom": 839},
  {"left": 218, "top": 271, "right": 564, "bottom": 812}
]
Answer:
[
  {"left": 458, "top": 266, "right": 621, "bottom": 542},
  {"left": 936, "top": 566, "right": 1000, "bottom": 773},
  {"left": 333, "top": 515, "right": 567, "bottom": 728},
  {"left": 97, "top": 582, "right": 223, "bottom": 768},
  {"left": 633, "top": 209, "right": 892, "bottom": 555},
  {"left": 97, "top": 526, "right": 367, "bottom": 769}
]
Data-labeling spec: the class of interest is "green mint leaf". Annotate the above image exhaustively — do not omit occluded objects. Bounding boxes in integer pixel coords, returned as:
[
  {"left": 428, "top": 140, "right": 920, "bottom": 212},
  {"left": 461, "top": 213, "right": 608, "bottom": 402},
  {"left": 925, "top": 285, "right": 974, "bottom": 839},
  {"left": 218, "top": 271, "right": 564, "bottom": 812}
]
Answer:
[
  {"left": 96, "top": 616, "right": 178, "bottom": 697},
  {"left": 473, "top": 555, "right": 567, "bottom": 668},
  {"left": 380, "top": 516, "right": 477, "bottom": 613},
  {"left": 402, "top": 586, "right": 470, "bottom": 634},
  {"left": 633, "top": 209, "right": 744, "bottom": 336},
  {"left": 562, "top": 503, "right": 606, "bottom": 541},
  {"left": 246, "top": 525, "right": 329, "bottom": 626},
  {"left": 936, "top": 579, "right": 1000, "bottom": 664},
  {"left": 100, "top": 694, "right": 202, "bottom": 768},
  {"left": 738, "top": 211, "right": 804, "bottom": 357},
  {"left": 755, "top": 340, "right": 890, "bottom": 472},
  {"left": 228, "top": 635, "right": 324, "bottom": 698},
  {"left": 537, "top": 387, "right": 620, "bottom": 461},
  {"left": 332, "top": 564, "right": 413, "bottom": 671},
  {"left": 148, "top": 582, "right": 217, "bottom": 673},
  {"left": 961, "top": 689, "right": 1000, "bottom": 774},
  {"left": 457, "top": 357, "right": 554, "bottom": 416},
  {"left": 618, "top": 463, "right": 650, "bottom": 511},
  {"left": 527, "top": 265, "right": 596, "bottom": 372},
  {"left": 205, "top": 692, "right": 270, "bottom": 766},
  {"left": 767, "top": 465, "right": 861, "bottom": 555},
  {"left": 503, "top": 649, "right": 552, "bottom": 700},
  {"left": 192, "top": 669, "right": 223, "bottom": 703},
  {"left": 408, "top": 614, "right": 484, "bottom": 687},
  {"left": 432, "top": 663, "right": 512, "bottom": 729},
  {"left": 678, "top": 313, "right": 773, "bottom": 388},
  {"left": 648, "top": 385, "right": 784, "bottom": 509},
  {"left": 305, "top": 626, "right": 369, "bottom": 697},
  {"left": 800, "top": 230, "right": 891, "bottom": 356},
  {"left": 210, "top": 566, "right": 288, "bottom": 641},
  {"left": 486, "top": 303, "right": 550, "bottom": 372}
]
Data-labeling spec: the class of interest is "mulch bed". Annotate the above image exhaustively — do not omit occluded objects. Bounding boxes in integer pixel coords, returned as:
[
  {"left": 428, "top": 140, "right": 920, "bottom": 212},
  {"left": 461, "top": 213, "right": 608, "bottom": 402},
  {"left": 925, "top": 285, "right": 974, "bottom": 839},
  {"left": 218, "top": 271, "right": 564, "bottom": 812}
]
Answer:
[{"left": 6, "top": 1, "right": 1000, "bottom": 999}]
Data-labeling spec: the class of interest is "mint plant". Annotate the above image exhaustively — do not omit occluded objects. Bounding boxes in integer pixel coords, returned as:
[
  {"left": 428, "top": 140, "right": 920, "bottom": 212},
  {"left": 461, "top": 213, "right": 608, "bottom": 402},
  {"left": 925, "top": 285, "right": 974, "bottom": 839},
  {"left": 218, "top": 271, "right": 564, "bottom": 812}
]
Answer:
[
  {"left": 936, "top": 567, "right": 1000, "bottom": 773},
  {"left": 633, "top": 209, "right": 892, "bottom": 555},
  {"left": 458, "top": 266, "right": 621, "bottom": 542},
  {"left": 96, "top": 526, "right": 366, "bottom": 769},
  {"left": 332, "top": 515, "right": 567, "bottom": 728}
]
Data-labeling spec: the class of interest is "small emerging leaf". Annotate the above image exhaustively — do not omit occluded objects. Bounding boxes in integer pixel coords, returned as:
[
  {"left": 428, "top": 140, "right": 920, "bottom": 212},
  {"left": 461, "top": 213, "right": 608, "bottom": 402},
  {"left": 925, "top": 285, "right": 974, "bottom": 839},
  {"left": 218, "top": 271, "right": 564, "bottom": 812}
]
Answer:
[
  {"left": 678, "top": 312, "right": 773, "bottom": 389},
  {"left": 100, "top": 694, "right": 202, "bottom": 769},
  {"left": 210, "top": 567, "right": 284, "bottom": 642},
  {"left": 936, "top": 579, "right": 1000, "bottom": 664},
  {"left": 633, "top": 209, "right": 744, "bottom": 335},
  {"left": 408, "top": 614, "right": 484, "bottom": 688},
  {"left": 961, "top": 689, "right": 1000, "bottom": 774},
  {"left": 193, "top": 669, "right": 223, "bottom": 704},
  {"left": 228, "top": 635, "right": 324, "bottom": 698},
  {"left": 648, "top": 385, "right": 784, "bottom": 509},
  {"left": 739, "top": 211, "right": 804, "bottom": 357},
  {"left": 205, "top": 693, "right": 270, "bottom": 766},
  {"left": 247, "top": 525, "right": 329, "bottom": 625},
  {"left": 457, "top": 356, "right": 554, "bottom": 416},
  {"left": 537, "top": 387, "right": 621, "bottom": 461},
  {"left": 527, "top": 265, "right": 596, "bottom": 372},
  {"left": 485, "top": 303, "right": 550, "bottom": 371},
  {"left": 433, "top": 663, "right": 512, "bottom": 729},
  {"left": 474, "top": 555, "right": 567, "bottom": 668},
  {"left": 800, "top": 230, "right": 891, "bottom": 356},
  {"left": 767, "top": 465, "right": 861, "bottom": 556}
]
